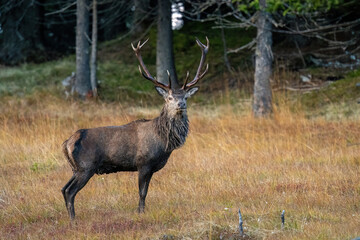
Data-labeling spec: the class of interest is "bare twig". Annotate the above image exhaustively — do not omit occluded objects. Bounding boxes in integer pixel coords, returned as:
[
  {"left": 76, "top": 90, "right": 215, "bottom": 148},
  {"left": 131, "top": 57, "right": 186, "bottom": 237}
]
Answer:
[
  {"left": 227, "top": 39, "right": 256, "bottom": 54},
  {"left": 272, "top": 18, "right": 360, "bottom": 35},
  {"left": 45, "top": 1, "right": 76, "bottom": 16},
  {"left": 294, "top": 40, "right": 306, "bottom": 68}
]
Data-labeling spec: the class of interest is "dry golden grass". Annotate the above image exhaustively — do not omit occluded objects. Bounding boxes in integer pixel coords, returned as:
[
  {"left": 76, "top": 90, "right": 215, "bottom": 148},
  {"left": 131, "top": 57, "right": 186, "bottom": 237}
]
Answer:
[{"left": 0, "top": 96, "right": 359, "bottom": 239}]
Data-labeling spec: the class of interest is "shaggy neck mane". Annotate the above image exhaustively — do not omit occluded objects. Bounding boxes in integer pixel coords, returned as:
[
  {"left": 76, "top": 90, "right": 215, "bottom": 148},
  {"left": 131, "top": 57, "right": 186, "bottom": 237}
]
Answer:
[{"left": 155, "top": 107, "right": 189, "bottom": 152}]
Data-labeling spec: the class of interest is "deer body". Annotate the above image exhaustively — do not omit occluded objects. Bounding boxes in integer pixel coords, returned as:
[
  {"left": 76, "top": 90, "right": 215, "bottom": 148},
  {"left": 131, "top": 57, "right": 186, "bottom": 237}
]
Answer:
[
  {"left": 63, "top": 105, "right": 189, "bottom": 174},
  {"left": 62, "top": 38, "right": 209, "bottom": 220},
  {"left": 63, "top": 118, "right": 179, "bottom": 174}
]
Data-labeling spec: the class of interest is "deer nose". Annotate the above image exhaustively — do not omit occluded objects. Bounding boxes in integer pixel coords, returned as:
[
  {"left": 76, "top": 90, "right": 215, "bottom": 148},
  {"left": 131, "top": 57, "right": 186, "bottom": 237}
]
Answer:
[{"left": 178, "top": 102, "right": 186, "bottom": 109}]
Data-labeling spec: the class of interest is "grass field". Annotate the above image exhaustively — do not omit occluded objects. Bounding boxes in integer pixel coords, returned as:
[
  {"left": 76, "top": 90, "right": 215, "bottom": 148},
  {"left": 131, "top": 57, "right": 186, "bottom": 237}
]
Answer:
[{"left": 1, "top": 95, "right": 359, "bottom": 239}]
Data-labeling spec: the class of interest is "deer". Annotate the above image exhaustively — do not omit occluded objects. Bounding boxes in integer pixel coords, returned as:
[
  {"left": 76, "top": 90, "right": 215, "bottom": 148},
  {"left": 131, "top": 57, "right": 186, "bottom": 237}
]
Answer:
[{"left": 61, "top": 37, "right": 209, "bottom": 220}]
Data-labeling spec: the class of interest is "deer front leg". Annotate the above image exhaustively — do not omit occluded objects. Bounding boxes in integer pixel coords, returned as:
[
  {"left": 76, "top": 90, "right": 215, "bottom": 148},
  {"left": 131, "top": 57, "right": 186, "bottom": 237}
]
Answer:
[{"left": 138, "top": 168, "right": 153, "bottom": 213}]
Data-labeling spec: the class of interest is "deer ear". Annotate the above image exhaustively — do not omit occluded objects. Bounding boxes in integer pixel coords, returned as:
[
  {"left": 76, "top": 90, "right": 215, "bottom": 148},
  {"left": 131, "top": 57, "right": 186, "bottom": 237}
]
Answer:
[
  {"left": 155, "top": 86, "right": 168, "bottom": 98},
  {"left": 185, "top": 87, "right": 199, "bottom": 98}
]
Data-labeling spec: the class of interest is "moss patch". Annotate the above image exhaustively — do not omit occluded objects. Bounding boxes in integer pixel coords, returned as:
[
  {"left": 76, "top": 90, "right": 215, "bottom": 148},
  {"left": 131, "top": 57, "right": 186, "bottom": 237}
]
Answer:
[{"left": 301, "top": 69, "right": 360, "bottom": 109}]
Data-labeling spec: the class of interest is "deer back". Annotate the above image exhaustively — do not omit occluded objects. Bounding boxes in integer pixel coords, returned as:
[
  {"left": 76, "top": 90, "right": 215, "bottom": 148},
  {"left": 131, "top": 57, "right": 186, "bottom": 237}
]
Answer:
[{"left": 63, "top": 119, "right": 172, "bottom": 174}]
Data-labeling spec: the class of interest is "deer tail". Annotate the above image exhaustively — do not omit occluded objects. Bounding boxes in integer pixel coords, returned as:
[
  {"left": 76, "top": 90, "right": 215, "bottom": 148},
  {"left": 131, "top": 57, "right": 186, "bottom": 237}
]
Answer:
[{"left": 62, "top": 138, "right": 77, "bottom": 172}]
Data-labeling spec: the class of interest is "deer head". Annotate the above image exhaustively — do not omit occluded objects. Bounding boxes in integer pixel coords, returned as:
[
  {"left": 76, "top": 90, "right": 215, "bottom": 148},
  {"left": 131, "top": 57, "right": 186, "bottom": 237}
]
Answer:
[{"left": 131, "top": 37, "right": 209, "bottom": 118}]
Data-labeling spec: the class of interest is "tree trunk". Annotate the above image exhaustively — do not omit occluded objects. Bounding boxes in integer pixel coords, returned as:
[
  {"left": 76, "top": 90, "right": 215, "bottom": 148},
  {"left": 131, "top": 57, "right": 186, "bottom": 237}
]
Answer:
[
  {"left": 90, "top": 0, "right": 98, "bottom": 97},
  {"left": 75, "top": 0, "right": 91, "bottom": 98},
  {"left": 156, "top": 0, "right": 178, "bottom": 88},
  {"left": 253, "top": 0, "right": 273, "bottom": 117}
]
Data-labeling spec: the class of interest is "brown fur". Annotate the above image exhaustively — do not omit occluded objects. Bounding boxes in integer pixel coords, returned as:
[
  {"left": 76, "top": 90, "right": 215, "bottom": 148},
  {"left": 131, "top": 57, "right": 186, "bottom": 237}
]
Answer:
[{"left": 62, "top": 130, "right": 82, "bottom": 172}]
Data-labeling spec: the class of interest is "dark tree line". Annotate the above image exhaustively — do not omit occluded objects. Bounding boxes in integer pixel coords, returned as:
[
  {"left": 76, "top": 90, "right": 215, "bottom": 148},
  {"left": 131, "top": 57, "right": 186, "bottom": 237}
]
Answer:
[
  {"left": 0, "top": 0, "right": 136, "bottom": 65},
  {"left": 0, "top": 0, "right": 45, "bottom": 65}
]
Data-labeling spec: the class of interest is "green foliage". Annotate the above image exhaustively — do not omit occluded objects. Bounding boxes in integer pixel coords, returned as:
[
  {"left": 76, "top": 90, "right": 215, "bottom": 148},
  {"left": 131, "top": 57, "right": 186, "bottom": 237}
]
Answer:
[
  {"left": 30, "top": 161, "right": 57, "bottom": 173},
  {"left": 0, "top": 57, "right": 75, "bottom": 97},
  {"left": 300, "top": 68, "right": 360, "bottom": 117},
  {"left": 173, "top": 21, "right": 255, "bottom": 80},
  {"left": 97, "top": 61, "right": 162, "bottom": 103},
  {"left": 271, "top": 0, "right": 342, "bottom": 13},
  {"left": 234, "top": 0, "right": 343, "bottom": 15}
]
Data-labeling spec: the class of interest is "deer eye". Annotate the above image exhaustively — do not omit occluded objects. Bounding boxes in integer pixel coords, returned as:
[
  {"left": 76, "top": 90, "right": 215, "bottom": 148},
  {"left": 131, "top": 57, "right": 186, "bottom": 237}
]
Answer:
[{"left": 168, "top": 96, "right": 174, "bottom": 101}]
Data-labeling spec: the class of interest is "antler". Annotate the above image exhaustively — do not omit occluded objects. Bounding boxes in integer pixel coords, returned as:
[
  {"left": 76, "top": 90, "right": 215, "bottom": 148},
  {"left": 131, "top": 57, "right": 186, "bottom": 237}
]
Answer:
[
  {"left": 182, "top": 37, "right": 209, "bottom": 89},
  {"left": 131, "top": 39, "right": 171, "bottom": 89}
]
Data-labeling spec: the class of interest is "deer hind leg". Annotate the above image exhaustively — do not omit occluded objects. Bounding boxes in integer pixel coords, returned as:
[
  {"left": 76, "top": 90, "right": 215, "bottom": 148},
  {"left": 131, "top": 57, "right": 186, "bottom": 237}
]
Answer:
[
  {"left": 138, "top": 168, "right": 153, "bottom": 213},
  {"left": 63, "top": 170, "right": 94, "bottom": 220},
  {"left": 62, "top": 175, "right": 75, "bottom": 215}
]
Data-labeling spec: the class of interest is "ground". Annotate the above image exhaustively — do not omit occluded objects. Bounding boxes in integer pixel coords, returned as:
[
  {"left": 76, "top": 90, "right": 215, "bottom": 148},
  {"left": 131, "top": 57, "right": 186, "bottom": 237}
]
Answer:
[{"left": 0, "top": 96, "right": 360, "bottom": 239}]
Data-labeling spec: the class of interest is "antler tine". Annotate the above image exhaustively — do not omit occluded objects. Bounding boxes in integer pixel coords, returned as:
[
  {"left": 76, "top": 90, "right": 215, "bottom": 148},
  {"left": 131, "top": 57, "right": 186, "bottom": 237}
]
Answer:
[
  {"left": 166, "top": 70, "right": 172, "bottom": 90},
  {"left": 197, "top": 63, "right": 209, "bottom": 80},
  {"left": 139, "top": 38, "right": 149, "bottom": 48},
  {"left": 132, "top": 39, "right": 170, "bottom": 89},
  {"left": 181, "top": 71, "right": 190, "bottom": 89},
  {"left": 195, "top": 36, "right": 209, "bottom": 51},
  {"left": 185, "top": 37, "right": 209, "bottom": 89},
  {"left": 138, "top": 65, "right": 154, "bottom": 82}
]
